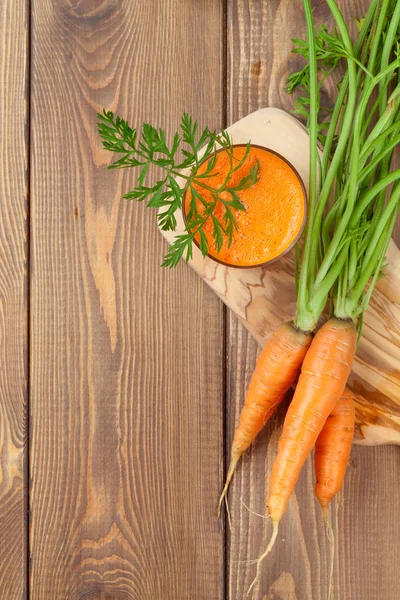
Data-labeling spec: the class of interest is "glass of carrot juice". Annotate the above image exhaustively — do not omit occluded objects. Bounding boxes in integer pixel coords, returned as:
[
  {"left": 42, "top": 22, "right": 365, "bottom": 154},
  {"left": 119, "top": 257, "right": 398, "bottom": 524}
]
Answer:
[{"left": 183, "top": 144, "right": 307, "bottom": 268}]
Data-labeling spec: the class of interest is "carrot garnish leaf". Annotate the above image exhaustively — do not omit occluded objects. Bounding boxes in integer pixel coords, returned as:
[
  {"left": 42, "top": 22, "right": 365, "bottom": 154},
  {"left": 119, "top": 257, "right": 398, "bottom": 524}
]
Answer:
[{"left": 97, "top": 110, "right": 258, "bottom": 267}]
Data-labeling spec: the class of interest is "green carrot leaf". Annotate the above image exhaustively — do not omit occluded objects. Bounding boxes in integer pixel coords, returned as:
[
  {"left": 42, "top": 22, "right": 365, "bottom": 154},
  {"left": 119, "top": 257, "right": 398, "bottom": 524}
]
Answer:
[{"left": 98, "top": 110, "right": 258, "bottom": 266}]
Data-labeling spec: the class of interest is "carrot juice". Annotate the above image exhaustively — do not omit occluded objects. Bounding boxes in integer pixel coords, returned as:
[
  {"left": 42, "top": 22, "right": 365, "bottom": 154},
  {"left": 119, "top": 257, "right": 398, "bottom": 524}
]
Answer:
[{"left": 184, "top": 145, "right": 306, "bottom": 267}]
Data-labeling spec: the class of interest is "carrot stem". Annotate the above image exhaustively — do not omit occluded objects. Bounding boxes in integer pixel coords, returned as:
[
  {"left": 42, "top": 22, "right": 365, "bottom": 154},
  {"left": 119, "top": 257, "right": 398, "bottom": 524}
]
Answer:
[
  {"left": 379, "top": 0, "right": 400, "bottom": 113},
  {"left": 336, "top": 0, "right": 379, "bottom": 142},
  {"left": 295, "top": 0, "right": 318, "bottom": 330},
  {"left": 306, "top": 0, "right": 358, "bottom": 289},
  {"left": 293, "top": 0, "right": 400, "bottom": 327},
  {"left": 313, "top": 61, "right": 400, "bottom": 292}
]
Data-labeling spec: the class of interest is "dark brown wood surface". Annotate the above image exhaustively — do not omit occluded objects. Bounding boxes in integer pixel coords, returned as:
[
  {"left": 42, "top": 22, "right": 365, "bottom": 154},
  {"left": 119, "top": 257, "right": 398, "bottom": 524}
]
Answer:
[
  {"left": 1, "top": 1, "right": 399, "bottom": 599},
  {"left": 0, "top": 1, "right": 28, "bottom": 598},
  {"left": 226, "top": 1, "right": 400, "bottom": 599}
]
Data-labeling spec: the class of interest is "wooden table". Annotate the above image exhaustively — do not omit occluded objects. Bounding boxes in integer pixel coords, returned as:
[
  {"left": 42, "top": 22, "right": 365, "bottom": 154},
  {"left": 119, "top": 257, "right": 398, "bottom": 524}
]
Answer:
[{"left": 1, "top": 1, "right": 399, "bottom": 598}]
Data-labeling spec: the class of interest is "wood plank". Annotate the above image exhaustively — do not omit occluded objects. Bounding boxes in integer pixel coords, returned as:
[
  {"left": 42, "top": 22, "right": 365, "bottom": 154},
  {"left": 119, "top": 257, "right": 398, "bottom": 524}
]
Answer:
[
  {"left": 30, "top": 1, "right": 225, "bottom": 598},
  {"left": 0, "top": 1, "right": 29, "bottom": 598},
  {"left": 226, "top": 1, "right": 400, "bottom": 598}
]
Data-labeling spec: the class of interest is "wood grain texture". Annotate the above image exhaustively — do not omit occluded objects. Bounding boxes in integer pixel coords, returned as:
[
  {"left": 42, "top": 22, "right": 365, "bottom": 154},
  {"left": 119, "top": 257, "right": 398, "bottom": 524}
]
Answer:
[
  {"left": 226, "top": 1, "right": 400, "bottom": 599},
  {"left": 30, "top": 1, "right": 225, "bottom": 598},
  {"left": 0, "top": 1, "right": 28, "bottom": 598}
]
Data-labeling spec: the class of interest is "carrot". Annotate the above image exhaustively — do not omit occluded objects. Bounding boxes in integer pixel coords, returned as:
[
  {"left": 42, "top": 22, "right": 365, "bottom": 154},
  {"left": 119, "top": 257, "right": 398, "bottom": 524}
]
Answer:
[
  {"left": 314, "top": 387, "right": 355, "bottom": 600},
  {"left": 248, "top": 318, "right": 357, "bottom": 593},
  {"left": 268, "top": 319, "right": 357, "bottom": 521},
  {"left": 315, "top": 387, "right": 355, "bottom": 510},
  {"left": 218, "top": 321, "right": 312, "bottom": 517}
]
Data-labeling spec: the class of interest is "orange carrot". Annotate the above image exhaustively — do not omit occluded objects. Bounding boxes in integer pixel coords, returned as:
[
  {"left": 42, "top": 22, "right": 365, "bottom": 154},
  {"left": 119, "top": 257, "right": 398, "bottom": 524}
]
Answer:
[
  {"left": 248, "top": 318, "right": 357, "bottom": 592},
  {"left": 218, "top": 321, "right": 312, "bottom": 517},
  {"left": 267, "top": 319, "right": 357, "bottom": 522},
  {"left": 314, "top": 387, "right": 355, "bottom": 600},
  {"left": 315, "top": 387, "right": 355, "bottom": 510}
]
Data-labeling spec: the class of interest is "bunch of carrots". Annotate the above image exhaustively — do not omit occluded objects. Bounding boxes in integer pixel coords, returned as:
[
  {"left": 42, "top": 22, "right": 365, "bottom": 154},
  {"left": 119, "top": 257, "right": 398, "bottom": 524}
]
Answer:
[{"left": 217, "top": 0, "right": 400, "bottom": 592}]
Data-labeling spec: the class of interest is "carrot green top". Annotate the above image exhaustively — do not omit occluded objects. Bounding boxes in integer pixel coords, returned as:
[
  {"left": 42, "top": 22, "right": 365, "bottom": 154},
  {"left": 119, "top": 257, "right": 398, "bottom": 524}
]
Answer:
[{"left": 185, "top": 146, "right": 306, "bottom": 267}]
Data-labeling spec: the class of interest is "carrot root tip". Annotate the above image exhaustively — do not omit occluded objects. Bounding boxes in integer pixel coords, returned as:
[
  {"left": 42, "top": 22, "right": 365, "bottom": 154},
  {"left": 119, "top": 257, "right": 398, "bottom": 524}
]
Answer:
[
  {"left": 321, "top": 505, "right": 335, "bottom": 600},
  {"left": 224, "top": 494, "right": 232, "bottom": 532},
  {"left": 247, "top": 520, "right": 279, "bottom": 596},
  {"left": 218, "top": 455, "right": 240, "bottom": 519}
]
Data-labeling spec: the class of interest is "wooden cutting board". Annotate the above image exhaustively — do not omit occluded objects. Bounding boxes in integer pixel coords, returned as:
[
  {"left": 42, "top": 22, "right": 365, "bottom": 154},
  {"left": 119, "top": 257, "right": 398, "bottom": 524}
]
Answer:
[{"left": 160, "top": 108, "right": 400, "bottom": 446}]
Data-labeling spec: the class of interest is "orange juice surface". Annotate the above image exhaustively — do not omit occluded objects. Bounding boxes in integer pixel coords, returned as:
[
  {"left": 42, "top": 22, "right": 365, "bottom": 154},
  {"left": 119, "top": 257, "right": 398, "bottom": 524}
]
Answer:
[{"left": 185, "top": 146, "right": 306, "bottom": 267}]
